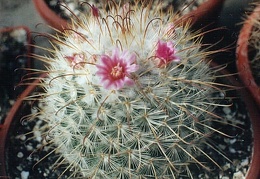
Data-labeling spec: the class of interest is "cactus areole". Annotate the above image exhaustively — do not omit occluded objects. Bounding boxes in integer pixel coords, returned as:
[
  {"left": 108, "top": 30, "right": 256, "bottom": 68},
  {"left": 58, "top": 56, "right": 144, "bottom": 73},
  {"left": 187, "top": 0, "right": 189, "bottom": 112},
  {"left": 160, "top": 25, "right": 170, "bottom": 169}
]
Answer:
[{"left": 29, "top": 1, "right": 233, "bottom": 178}]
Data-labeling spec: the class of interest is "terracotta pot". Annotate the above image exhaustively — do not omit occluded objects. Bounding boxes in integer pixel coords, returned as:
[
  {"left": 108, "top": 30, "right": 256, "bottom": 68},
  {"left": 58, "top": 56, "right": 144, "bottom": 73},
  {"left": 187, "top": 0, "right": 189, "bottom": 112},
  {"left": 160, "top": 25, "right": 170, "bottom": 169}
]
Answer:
[
  {"left": 0, "top": 26, "right": 33, "bottom": 178},
  {"left": 180, "top": 0, "right": 226, "bottom": 27},
  {"left": 0, "top": 63, "right": 259, "bottom": 178},
  {"left": 236, "top": 3, "right": 260, "bottom": 109},
  {"left": 32, "top": 0, "right": 68, "bottom": 31},
  {"left": 33, "top": 0, "right": 225, "bottom": 31}
]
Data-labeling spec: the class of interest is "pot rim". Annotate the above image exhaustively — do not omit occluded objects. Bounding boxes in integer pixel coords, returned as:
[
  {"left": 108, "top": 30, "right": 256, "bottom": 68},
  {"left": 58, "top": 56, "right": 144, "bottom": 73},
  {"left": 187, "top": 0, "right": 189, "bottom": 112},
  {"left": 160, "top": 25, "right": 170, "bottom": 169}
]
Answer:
[
  {"left": 32, "top": 0, "right": 68, "bottom": 31},
  {"left": 236, "top": 3, "right": 260, "bottom": 108}
]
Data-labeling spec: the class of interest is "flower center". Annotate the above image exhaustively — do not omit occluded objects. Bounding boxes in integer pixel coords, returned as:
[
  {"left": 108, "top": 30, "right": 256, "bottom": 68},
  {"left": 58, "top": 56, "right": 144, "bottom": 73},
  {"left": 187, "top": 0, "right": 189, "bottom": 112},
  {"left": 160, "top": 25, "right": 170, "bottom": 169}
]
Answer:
[{"left": 111, "top": 63, "right": 123, "bottom": 78}]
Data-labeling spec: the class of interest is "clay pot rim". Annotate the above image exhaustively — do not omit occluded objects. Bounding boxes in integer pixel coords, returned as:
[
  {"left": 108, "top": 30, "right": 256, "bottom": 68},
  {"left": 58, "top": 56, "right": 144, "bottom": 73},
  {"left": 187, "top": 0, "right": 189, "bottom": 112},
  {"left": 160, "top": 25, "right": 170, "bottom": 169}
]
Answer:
[
  {"left": 236, "top": 3, "right": 260, "bottom": 108},
  {"left": 32, "top": 0, "right": 68, "bottom": 31},
  {"left": 236, "top": 5, "right": 260, "bottom": 177}
]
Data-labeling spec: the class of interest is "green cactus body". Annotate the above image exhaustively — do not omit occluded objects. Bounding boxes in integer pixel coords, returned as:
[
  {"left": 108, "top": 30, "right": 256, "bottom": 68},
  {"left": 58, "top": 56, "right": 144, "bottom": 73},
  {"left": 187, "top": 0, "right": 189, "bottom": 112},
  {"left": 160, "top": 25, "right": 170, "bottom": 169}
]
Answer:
[{"left": 32, "top": 1, "right": 227, "bottom": 178}]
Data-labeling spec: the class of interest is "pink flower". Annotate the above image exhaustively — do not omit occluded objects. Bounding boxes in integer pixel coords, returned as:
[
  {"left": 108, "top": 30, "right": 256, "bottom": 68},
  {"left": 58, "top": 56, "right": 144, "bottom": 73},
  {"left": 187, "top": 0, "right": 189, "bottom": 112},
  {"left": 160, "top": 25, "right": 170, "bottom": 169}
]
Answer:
[
  {"left": 96, "top": 48, "right": 138, "bottom": 90},
  {"left": 155, "top": 40, "right": 180, "bottom": 67},
  {"left": 65, "top": 53, "right": 85, "bottom": 68}
]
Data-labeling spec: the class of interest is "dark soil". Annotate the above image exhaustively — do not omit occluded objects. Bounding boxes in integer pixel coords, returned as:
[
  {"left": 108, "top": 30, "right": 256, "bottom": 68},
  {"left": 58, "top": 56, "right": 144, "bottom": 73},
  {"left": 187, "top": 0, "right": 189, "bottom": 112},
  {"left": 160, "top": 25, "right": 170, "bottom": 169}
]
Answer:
[{"left": 0, "top": 27, "right": 31, "bottom": 125}]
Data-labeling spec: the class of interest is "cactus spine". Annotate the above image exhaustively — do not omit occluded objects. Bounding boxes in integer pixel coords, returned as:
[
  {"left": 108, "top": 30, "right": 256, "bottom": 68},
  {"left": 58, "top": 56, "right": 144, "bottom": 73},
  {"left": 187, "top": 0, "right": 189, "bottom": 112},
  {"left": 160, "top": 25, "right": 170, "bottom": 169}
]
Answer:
[{"left": 29, "top": 1, "right": 228, "bottom": 178}]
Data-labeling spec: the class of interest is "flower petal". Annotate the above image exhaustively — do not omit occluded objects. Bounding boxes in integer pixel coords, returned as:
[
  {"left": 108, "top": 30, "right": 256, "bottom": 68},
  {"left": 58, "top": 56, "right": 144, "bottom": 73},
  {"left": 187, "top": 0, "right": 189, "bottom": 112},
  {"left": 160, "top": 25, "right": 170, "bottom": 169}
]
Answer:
[{"left": 96, "top": 48, "right": 138, "bottom": 90}]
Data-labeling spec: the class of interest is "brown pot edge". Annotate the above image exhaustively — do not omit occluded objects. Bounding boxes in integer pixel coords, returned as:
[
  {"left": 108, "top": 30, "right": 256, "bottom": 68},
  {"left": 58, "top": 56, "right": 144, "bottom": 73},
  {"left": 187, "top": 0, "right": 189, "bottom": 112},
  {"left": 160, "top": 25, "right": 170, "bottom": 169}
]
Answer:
[
  {"left": 236, "top": 4, "right": 260, "bottom": 108},
  {"left": 32, "top": 0, "right": 68, "bottom": 31}
]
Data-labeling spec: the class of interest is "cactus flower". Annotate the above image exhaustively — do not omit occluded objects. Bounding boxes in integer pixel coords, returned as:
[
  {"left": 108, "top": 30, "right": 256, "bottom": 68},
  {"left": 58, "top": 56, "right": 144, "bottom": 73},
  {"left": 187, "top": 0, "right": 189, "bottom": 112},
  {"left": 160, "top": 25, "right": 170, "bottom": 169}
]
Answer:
[
  {"left": 65, "top": 53, "right": 85, "bottom": 68},
  {"left": 96, "top": 48, "right": 138, "bottom": 90},
  {"left": 155, "top": 40, "right": 180, "bottom": 67}
]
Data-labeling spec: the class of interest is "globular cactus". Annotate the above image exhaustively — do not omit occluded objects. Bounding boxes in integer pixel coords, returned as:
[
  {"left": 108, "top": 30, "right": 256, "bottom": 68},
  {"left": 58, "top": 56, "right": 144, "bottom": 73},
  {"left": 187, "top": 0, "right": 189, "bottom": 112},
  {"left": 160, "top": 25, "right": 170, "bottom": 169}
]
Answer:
[{"left": 29, "top": 1, "right": 228, "bottom": 178}]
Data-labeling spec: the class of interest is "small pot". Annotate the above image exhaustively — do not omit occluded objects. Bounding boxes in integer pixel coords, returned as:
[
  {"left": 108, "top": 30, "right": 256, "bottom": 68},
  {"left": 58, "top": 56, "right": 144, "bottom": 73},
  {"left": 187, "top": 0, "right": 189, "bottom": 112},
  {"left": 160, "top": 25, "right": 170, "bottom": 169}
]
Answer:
[
  {"left": 0, "top": 63, "right": 259, "bottom": 178},
  {"left": 236, "top": 3, "right": 260, "bottom": 109},
  {"left": 0, "top": 26, "right": 33, "bottom": 178},
  {"left": 180, "top": 0, "right": 226, "bottom": 27},
  {"left": 32, "top": 0, "right": 68, "bottom": 31},
  {"left": 33, "top": 0, "right": 225, "bottom": 31}
]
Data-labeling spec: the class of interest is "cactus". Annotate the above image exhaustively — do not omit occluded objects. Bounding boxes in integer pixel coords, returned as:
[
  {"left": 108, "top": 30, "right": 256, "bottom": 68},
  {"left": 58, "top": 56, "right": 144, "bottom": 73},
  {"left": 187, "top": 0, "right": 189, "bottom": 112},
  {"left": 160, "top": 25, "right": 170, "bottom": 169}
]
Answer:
[{"left": 29, "top": 1, "right": 229, "bottom": 178}]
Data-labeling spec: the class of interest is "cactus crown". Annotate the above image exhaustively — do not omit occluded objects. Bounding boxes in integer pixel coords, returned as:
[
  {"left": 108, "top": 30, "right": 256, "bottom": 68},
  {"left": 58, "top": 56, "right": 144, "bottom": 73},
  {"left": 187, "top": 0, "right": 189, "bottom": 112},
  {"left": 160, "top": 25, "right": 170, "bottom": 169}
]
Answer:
[{"left": 29, "top": 1, "right": 229, "bottom": 178}]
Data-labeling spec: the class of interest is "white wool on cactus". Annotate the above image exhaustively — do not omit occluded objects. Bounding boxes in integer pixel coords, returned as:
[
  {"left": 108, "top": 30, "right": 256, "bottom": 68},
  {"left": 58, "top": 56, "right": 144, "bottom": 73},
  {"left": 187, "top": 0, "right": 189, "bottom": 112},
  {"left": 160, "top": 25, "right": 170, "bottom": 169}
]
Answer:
[{"left": 29, "top": 1, "right": 230, "bottom": 178}]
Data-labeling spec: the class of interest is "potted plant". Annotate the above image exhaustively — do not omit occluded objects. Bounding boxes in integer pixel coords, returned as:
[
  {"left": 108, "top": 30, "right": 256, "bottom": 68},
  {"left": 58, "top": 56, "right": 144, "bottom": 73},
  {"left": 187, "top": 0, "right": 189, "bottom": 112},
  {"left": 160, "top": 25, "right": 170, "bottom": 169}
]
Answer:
[
  {"left": 1, "top": 2, "right": 259, "bottom": 178},
  {"left": 236, "top": 2, "right": 260, "bottom": 108},
  {"left": 2, "top": 64, "right": 259, "bottom": 178},
  {"left": 0, "top": 26, "right": 32, "bottom": 178},
  {"left": 32, "top": 0, "right": 225, "bottom": 31}
]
